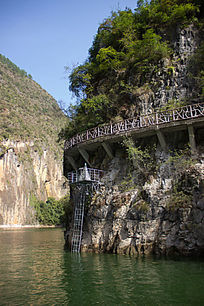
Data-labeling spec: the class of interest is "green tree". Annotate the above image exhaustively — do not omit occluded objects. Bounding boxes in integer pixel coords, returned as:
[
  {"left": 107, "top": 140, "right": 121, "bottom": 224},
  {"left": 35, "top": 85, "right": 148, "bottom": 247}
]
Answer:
[{"left": 31, "top": 195, "right": 70, "bottom": 225}]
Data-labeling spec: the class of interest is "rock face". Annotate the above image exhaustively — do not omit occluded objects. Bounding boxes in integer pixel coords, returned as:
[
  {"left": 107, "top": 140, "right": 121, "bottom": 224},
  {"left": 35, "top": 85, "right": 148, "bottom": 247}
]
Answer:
[
  {"left": 80, "top": 148, "right": 204, "bottom": 256},
  {"left": 0, "top": 140, "right": 68, "bottom": 225},
  {"left": 124, "top": 25, "right": 201, "bottom": 117},
  {"left": 65, "top": 25, "right": 204, "bottom": 256}
]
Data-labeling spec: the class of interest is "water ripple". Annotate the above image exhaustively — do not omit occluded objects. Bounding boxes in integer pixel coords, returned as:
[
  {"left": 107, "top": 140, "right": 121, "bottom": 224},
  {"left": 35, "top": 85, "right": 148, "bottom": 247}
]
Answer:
[{"left": 0, "top": 229, "right": 204, "bottom": 305}]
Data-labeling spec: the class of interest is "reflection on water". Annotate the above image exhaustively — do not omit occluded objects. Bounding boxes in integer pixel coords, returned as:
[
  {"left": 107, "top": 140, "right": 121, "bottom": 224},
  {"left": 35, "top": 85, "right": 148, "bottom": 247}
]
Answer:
[{"left": 0, "top": 228, "right": 203, "bottom": 305}]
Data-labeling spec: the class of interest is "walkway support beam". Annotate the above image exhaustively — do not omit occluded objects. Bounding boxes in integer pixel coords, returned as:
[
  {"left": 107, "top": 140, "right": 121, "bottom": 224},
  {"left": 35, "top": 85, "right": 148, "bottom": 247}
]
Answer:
[
  {"left": 67, "top": 155, "right": 77, "bottom": 170},
  {"left": 78, "top": 148, "right": 92, "bottom": 167},
  {"left": 102, "top": 142, "right": 114, "bottom": 159},
  {"left": 188, "top": 125, "right": 197, "bottom": 154},
  {"left": 156, "top": 130, "right": 167, "bottom": 151}
]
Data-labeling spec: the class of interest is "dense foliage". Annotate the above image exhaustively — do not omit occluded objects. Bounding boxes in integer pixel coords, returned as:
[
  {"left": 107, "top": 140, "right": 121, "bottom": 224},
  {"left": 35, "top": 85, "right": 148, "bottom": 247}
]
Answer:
[
  {"left": 30, "top": 195, "right": 72, "bottom": 225},
  {"left": 61, "top": 0, "right": 203, "bottom": 139},
  {"left": 123, "top": 137, "right": 157, "bottom": 181}
]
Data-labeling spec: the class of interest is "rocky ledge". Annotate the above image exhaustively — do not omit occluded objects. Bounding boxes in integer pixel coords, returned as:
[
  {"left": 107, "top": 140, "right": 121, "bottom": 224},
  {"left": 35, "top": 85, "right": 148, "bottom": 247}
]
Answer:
[{"left": 76, "top": 150, "right": 204, "bottom": 257}]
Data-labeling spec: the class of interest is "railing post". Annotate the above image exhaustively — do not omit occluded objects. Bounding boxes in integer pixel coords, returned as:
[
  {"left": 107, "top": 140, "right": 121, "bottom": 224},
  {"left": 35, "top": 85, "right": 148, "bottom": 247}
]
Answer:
[
  {"left": 110, "top": 123, "right": 113, "bottom": 134},
  {"left": 172, "top": 109, "right": 175, "bottom": 121},
  {"left": 124, "top": 119, "right": 127, "bottom": 131},
  {"left": 140, "top": 116, "right": 142, "bottom": 128},
  {"left": 189, "top": 105, "right": 193, "bottom": 118},
  {"left": 155, "top": 112, "right": 158, "bottom": 125}
]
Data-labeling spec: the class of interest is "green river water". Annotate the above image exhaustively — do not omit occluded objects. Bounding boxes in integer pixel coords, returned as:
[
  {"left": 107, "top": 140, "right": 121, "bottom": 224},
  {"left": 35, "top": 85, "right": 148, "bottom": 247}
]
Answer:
[{"left": 0, "top": 228, "right": 203, "bottom": 305}]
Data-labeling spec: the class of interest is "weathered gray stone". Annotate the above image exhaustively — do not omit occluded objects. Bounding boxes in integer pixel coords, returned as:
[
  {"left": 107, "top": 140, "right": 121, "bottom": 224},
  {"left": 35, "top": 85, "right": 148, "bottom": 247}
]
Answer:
[
  {"left": 197, "top": 198, "right": 204, "bottom": 210},
  {"left": 65, "top": 25, "right": 204, "bottom": 257},
  {"left": 0, "top": 140, "right": 68, "bottom": 225},
  {"left": 77, "top": 145, "right": 204, "bottom": 256}
]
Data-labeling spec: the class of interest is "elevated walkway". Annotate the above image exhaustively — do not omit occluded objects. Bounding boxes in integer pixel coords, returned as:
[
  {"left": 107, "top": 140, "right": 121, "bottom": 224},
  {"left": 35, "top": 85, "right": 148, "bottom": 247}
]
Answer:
[{"left": 65, "top": 103, "right": 204, "bottom": 169}]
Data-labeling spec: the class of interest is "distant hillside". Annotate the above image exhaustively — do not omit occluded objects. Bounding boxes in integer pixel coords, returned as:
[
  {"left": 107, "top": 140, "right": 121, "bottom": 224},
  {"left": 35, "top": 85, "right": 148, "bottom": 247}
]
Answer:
[
  {"left": 0, "top": 54, "right": 69, "bottom": 226},
  {"left": 0, "top": 54, "right": 68, "bottom": 157}
]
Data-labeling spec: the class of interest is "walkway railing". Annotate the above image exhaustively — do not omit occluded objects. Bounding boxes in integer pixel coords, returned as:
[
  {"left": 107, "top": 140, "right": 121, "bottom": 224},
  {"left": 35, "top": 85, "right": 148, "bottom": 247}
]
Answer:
[
  {"left": 68, "top": 166, "right": 104, "bottom": 184},
  {"left": 65, "top": 103, "right": 204, "bottom": 150}
]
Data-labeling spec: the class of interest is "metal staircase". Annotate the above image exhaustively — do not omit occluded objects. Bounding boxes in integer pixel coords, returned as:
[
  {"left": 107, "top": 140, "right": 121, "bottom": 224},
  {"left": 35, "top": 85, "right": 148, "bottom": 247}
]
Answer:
[
  {"left": 71, "top": 186, "right": 86, "bottom": 252},
  {"left": 68, "top": 164, "right": 103, "bottom": 253}
]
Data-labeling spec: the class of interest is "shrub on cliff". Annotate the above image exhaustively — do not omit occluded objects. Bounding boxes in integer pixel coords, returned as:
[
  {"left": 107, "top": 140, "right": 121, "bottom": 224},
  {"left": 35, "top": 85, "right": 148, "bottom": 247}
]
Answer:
[
  {"left": 167, "top": 191, "right": 192, "bottom": 211},
  {"left": 123, "top": 137, "right": 157, "bottom": 184},
  {"left": 31, "top": 195, "right": 70, "bottom": 225}
]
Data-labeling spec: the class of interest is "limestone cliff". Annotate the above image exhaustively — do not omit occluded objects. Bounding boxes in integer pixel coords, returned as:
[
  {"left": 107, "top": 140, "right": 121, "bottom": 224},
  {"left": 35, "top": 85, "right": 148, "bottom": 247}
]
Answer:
[
  {"left": 80, "top": 147, "right": 204, "bottom": 256},
  {"left": 0, "top": 140, "right": 68, "bottom": 225},
  {"left": 121, "top": 24, "right": 202, "bottom": 117},
  {"left": 65, "top": 23, "right": 204, "bottom": 256},
  {"left": 0, "top": 55, "right": 69, "bottom": 225}
]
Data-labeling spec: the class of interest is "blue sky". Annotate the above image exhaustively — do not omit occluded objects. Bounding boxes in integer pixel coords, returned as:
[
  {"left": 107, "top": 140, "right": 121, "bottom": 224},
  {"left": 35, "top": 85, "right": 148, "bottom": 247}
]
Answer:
[{"left": 1, "top": 0, "right": 137, "bottom": 108}]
